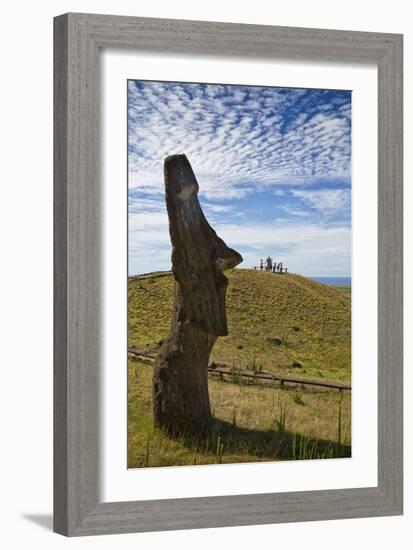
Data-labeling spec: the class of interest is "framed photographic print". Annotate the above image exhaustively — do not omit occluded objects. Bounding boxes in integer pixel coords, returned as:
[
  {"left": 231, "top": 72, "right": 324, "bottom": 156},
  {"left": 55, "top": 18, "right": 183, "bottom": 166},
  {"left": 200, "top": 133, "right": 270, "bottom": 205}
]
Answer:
[{"left": 54, "top": 13, "right": 403, "bottom": 536}]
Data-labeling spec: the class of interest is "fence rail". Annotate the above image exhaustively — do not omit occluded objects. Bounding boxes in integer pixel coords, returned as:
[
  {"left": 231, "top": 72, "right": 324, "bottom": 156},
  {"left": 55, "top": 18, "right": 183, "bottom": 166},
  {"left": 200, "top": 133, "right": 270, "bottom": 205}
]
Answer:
[{"left": 127, "top": 347, "right": 351, "bottom": 392}]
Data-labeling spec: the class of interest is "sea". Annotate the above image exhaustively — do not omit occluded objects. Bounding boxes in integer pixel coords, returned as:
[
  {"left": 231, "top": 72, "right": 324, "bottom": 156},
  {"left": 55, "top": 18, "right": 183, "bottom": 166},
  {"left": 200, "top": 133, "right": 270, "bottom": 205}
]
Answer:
[{"left": 310, "top": 277, "right": 351, "bottom": 286}]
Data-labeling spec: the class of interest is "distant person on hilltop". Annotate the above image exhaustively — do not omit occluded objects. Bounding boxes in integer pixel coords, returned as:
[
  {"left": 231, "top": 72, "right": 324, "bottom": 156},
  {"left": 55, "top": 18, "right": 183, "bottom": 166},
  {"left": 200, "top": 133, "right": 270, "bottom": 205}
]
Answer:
[
  {"left": 260, "top": 259, "right": 263, "bottom": 270},
  {"left": 278, "top": 262, "right": 283, "bottom": 273},
  {"left": 272, "top": 263, "right": 276, "bottom": 273}
]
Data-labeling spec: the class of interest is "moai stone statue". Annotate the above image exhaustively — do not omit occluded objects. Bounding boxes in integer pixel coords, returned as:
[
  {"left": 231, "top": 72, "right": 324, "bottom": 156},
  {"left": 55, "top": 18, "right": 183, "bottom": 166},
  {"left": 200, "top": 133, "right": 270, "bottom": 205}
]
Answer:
[{"left": 153, "top": 154, "right": 243, "bottom": 436}]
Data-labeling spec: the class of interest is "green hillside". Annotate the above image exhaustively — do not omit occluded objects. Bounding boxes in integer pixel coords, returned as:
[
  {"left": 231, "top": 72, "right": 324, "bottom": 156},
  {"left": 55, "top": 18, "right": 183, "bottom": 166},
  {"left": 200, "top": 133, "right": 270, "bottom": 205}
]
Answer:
[{"left": 128, "top": 269, "right": 351, "bottom": 384}]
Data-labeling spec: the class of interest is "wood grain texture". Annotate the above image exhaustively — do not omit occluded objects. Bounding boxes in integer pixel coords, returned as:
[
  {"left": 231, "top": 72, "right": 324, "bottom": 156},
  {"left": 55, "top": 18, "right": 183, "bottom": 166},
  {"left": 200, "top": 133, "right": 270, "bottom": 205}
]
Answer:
[
  {"left": 53, "top": 13, "right": 403, "bottom": 536},
  {"left": 54, "top": 13, "right": 100, "bottom": 535},
  {"left": 53, "top": 14, "right": 69, "bottom": 536},
  {"left": 377, "top": 33, "right": 403, "bottom": 508}
]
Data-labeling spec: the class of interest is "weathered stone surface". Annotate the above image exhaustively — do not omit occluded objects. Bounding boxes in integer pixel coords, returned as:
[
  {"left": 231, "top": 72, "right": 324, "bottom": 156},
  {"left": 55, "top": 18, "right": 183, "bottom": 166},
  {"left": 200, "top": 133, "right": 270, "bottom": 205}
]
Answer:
[{"left": 153, "top": 154, "right": 242, "bottom": 436}]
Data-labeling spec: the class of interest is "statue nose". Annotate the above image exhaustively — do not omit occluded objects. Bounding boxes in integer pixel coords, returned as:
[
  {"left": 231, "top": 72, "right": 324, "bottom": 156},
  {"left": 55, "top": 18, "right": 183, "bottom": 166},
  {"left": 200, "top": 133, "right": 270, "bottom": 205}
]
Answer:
[{"left": 216, "top": 248, "right": 243, "bottom": 271}]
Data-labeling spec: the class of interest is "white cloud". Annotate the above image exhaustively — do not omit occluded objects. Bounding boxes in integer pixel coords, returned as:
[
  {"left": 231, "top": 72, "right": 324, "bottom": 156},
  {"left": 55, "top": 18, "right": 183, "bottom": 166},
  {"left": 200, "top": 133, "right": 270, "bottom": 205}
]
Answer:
[
  {"left": 127, "top": 82, "right": 352, "bottom": 276},
  {"left": 128, "top": 209, "right": 351, "bottom": 277},
  {"left": 290, "top": 189, "right": 351, "bottom": 212},
  {"left": 127, "top": 82, "right": 351, "bottom": 201},
  {"left": 202, "top": 203, "right": 234, "bottom": 214}
]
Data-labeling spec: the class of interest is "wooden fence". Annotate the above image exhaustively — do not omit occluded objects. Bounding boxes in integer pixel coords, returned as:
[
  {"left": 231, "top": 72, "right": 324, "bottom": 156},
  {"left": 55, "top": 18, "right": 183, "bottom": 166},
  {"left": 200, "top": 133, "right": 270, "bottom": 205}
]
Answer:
[{"left": 127, "top": 347, "right": 351, "bottom": 392}]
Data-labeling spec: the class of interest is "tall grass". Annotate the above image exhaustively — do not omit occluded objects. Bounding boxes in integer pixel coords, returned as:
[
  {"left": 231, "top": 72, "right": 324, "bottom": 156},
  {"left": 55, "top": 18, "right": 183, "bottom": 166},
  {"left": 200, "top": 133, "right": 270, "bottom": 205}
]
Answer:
[
  {"left": 215, "top": 435, "right": 225, "bottom": 464},
  {"left": 274, "top": 397, "right": 289, "bottom": 433},
  {"left": 337, "top": 391, "right": 344, "bottom": 447},
  {"left": 128, "top": 361, "right": 351, "bottom": 468},
  {"left": 144, "top": 432, "right": 151, "bottom": 467},
  {"left": 248, "top": 356, "right": 263, "bottom": 374},
  {"left": 291, "top": 433, "right": 334, "bottom": 460}
]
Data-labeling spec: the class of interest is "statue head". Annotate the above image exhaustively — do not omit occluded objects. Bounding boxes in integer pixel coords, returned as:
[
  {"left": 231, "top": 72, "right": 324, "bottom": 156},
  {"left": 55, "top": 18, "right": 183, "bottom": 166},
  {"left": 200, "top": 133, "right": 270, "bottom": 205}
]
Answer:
[{"left": 164, "top": 154, "right": 243, "bottom": 336}]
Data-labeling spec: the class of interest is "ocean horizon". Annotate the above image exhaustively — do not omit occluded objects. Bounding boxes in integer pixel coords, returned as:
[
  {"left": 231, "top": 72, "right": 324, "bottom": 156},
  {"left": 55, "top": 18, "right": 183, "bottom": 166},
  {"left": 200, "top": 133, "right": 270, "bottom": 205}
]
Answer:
[
  {"left": 129, "top": 270, "right": 352, "bottom": 287},
  {"left": 310, "top": 276, "right": 351, "bottom": 286}
]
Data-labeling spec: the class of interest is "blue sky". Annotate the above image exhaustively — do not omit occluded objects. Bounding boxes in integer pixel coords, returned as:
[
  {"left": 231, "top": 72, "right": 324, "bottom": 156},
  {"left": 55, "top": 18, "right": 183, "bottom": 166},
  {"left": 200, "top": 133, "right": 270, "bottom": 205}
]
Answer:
[{"left": 128, "top": 80, "right": 351, "bottom": 277}]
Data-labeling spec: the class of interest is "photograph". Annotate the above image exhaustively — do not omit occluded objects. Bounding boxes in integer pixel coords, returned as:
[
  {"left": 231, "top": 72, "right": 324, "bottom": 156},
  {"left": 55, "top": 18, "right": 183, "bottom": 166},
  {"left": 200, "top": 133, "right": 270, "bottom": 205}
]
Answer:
[{"left": 127, "top": 79, "right": 352, "bottom": 468}]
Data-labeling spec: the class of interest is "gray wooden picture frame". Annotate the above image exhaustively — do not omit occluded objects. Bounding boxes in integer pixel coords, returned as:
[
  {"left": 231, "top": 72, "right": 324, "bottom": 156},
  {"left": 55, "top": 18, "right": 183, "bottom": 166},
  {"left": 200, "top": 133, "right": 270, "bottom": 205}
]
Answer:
[{"left": 54, "top": 12, "right": 403, "bottom": 536}]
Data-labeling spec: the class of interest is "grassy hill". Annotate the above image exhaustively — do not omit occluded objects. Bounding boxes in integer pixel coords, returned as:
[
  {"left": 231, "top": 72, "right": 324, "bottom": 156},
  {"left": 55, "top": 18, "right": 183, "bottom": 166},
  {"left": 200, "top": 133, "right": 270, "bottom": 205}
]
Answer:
[{"left": 128, "top": 269, "right": 351, "bottom": 384}]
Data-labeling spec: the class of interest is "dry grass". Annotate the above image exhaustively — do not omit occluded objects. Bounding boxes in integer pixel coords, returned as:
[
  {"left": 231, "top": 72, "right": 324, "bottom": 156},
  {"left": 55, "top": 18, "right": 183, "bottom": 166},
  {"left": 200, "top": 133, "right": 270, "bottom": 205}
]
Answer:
[{"left": 128, "top": 360, "right": 351, "bottom": 468}]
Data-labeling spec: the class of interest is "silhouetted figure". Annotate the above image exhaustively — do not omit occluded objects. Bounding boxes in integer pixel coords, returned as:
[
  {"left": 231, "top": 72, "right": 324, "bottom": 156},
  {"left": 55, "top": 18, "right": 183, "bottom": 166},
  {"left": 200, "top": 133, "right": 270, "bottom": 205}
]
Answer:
[{"left": 260, "top": 259, "right": 263, "bottom": 270}]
